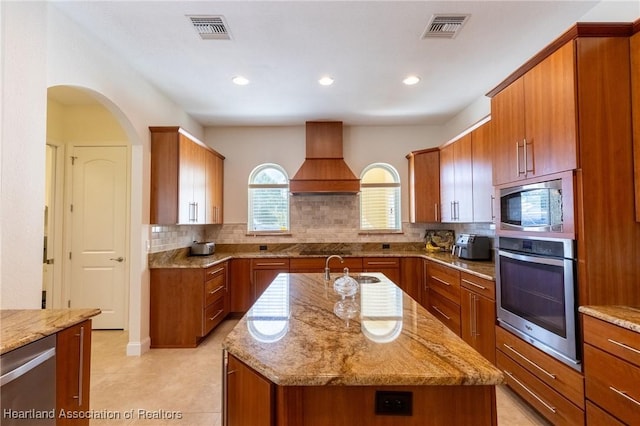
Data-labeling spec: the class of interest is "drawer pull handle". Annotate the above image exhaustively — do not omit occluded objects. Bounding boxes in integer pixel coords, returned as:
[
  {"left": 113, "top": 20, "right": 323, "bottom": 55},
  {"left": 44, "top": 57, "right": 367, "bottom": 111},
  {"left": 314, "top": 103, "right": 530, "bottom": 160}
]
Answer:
[
  {"left": 431, "top": 306, "right": 451, "bottom": 321},
  {"left": 208, "top": 267, "right": 225, "bottom": 276},
  {"left": 504, "top": 370, "right": 557, "bottom": 414},
  {"left": 209, "top": 285, "right": 224, "bottom": 295},
  {"left": 503, "top": 344, "right": 556, "bottom": 379},
  {"left": 209, "top": 309, "right": 224, "bottom": 322},
  {"left": 607, "top": 338, "right": 640, "bottom": 355},
  {"left": 366, "top": 261, "right": 397, "bottom": 266},
  {"left": 610, "top": 387, "right": 640, "bottom": 407},
  {"left": 431, "top": 276, "right": 451, "bottom": 286},
  {"left": 256, "top": 262, "right": 286, "bottom": 266},
  {"left": 462, "top": 279, "right": 486, "bottom": 290}
]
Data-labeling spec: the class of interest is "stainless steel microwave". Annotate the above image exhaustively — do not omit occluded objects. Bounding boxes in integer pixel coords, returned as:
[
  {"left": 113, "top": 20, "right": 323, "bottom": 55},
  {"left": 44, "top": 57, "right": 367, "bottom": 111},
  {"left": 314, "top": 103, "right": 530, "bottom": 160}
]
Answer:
[{"left": 499, "top": 179, "right": 563, "bottom": 232}]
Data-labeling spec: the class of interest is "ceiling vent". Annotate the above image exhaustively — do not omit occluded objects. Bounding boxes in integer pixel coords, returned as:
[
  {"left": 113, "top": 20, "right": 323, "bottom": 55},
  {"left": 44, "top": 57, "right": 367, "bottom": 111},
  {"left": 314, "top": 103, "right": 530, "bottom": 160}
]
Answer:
[
  {"left": 188, "top": 15, "right": 231, "bottom": 40},
  {"left": 422, "top": 14, "right": 470, "bottom": 39}
]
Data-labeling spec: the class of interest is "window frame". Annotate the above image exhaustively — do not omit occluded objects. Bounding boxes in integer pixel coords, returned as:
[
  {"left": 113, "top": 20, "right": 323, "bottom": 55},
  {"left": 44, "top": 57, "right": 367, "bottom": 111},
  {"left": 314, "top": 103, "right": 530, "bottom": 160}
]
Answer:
[
  {"left": 359, "top": 163, "right": 402, "bottom": 233},
  {"left": 247, "top": 163, "right": 290, "bottom": 234}
]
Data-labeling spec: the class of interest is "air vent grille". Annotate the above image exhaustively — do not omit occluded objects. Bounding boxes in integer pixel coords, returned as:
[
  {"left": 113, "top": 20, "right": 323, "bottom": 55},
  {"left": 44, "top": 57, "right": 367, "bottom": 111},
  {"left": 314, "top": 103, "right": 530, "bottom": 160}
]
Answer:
[
  {"left": 422, "top": 14, "right": 470, "bottom": 39},
  {"left": 188, "top": 15, "right": 231, "bottom": 40}
]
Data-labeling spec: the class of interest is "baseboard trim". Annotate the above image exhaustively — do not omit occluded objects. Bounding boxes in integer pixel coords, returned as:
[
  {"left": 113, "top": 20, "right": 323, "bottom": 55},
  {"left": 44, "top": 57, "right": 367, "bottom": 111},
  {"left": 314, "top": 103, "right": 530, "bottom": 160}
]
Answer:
[{"left": 126, "top": 336, "right": 151, "bottom": 356}]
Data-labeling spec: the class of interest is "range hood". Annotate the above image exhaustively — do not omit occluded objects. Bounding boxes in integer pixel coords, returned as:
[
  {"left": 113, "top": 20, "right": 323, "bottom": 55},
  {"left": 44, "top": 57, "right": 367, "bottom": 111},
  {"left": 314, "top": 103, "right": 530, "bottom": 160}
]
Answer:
[{"left": 290, "top": 121, "right": 360, "bottom": 194}]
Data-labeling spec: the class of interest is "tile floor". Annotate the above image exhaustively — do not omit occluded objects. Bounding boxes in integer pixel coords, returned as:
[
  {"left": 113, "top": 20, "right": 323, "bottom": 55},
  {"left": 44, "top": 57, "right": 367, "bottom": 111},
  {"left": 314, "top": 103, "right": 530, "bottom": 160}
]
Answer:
[{"left": 89, "top": 320, "right": 550, "bottom": 425}]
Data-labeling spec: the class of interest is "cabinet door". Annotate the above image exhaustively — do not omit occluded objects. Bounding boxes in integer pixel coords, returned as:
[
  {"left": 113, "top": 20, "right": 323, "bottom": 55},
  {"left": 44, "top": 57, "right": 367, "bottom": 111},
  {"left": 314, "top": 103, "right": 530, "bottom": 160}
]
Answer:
[
  {"left": 178, "top": 135, "right": 196, "bottom": 224},
  {"left": 227, "top": 354, "right": 273, "bottom": 426},
  {"left": 454, "top": 133, "right": 473, "bottom": 222},
  {"left": 461, "top": 288, "right": 496, "bottom": 364},
  {"left": 491, "top": 77, "right": 526, "bottom": 185},
  {"left": 439, "top": 143, "right": 456, "bottom": 222},
  {"left": 230, "top": 259, "right": 252, "bottom": 312},
  {"left": 251, "top": 259, "right": 290, "bottom": 302},
  {"left": 524, "top": 42, "right": 577, "bottom": 179},
  {"left": 471, "top": 121, "right": 495, "bottom": 222},
  {"left": 57, "top": 320, "right": 92, "bottom": 426},
  {"left": 407, "top": 149, "right": 440, "bottom": 223},
  {"left": 214, "top": 154, "right": 224, "bottom": 224},
  {"left": 205, "top": 151, "right": 224, "bottom": 224},
  {"left": 631, "top": 32, "right": 640, "bottom": 222},
  {"left": 399, "top": 257, "right": 424, "bottom": 303}
]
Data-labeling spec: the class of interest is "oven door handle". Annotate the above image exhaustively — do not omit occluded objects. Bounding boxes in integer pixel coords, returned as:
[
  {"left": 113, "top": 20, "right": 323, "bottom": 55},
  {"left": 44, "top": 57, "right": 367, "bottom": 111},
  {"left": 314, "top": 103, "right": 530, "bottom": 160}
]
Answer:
[{"left": 498, "top": 249, "right": 566, "bottom": 267}]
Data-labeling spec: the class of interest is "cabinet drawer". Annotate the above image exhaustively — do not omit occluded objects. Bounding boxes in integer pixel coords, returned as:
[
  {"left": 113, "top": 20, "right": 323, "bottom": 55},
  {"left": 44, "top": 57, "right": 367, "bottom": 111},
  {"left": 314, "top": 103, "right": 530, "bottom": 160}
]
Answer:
[
  {"left": 427, "top": 262, "right": 460, "bottom": 303},
  {"left": 586, "top": 401, "right": 625, "bottom": 426},
  {"left": 584, "top": 344, "right": 640, "bottom": 425},
  {"left": 251, "top": 258, "right": 290, "bottom": 269},
  {"left": 583, "top": 315, "right": 640, "bottom": 369},
  {"left": 202, "top": 297, "right": 226, "bottom": 336},
  {"left": 497, "top": 350, "right": 585, "bottom": 426},
  {"left": 496, "top": 326, "right": 584, "bottom": 408},
  {"left": 289, "top": 257, "right": 362, "bottom": 272},
  {"left": 205, "top": 273, "right": 226, "bottom": 306},
  {"left": 460, "top": 271, "right": 495, "bottom": 301},
  {"left": 205, "top": 263, "right": 226, "bottom": 281},
  {"left": 427, "top": 290, "right": 461, "bottom": 336},
  {"left": 362, "top": 257, "right": 399, "bottom": 268}
]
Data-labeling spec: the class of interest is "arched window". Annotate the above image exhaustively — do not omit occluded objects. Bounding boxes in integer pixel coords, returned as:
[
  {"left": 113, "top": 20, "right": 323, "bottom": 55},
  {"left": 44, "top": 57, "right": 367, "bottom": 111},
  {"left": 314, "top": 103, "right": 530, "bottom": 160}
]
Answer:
[
  {"left": 360, "top": 163, "right": 401, "bottom": 231},
  {"left": 248, "top": 164, "right": 290, "bottom": 232}
]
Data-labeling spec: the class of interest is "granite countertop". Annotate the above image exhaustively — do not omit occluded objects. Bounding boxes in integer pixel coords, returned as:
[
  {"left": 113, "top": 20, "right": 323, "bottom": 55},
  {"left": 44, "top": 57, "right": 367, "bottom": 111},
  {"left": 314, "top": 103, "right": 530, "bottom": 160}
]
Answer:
[
  {"left": 222, "top": 272, "right": 503, "bottom": 387},
  {"left": 1, "top": 308, "right": 101, "bottom": 354},
  {"left": 579, "top": 305, "right": 640, "bottom": 333},
  {"left": 149, "top": 244, "right": 495, "bottom": 280}
]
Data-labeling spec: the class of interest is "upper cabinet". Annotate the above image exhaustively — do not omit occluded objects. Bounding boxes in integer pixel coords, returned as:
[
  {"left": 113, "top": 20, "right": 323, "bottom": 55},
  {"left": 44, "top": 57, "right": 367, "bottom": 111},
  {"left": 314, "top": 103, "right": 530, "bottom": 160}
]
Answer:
[
  {"left": 150, "top": 127, "right": 225, "bottom": 225},
  {"left": 632, "top": 29, "right": 640, "bottom": 221},
  {"left": 471, "top": 121, "right": 494, "bottom": 222},
  {"left": 491, "top": 42, "right": 577, "bottom": 186},
  {"left": 407, "top": 148, "right": 440, "bottom": 223},
  {"left": 440, "top": 133, "right": 473, "bottom": 222}
]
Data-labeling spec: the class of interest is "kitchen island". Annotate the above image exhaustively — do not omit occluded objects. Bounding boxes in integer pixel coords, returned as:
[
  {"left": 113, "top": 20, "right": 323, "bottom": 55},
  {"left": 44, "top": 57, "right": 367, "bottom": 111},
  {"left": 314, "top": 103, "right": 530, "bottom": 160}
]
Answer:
[{"left": 222, "top": 272, "right": 503, "bottom": 426}]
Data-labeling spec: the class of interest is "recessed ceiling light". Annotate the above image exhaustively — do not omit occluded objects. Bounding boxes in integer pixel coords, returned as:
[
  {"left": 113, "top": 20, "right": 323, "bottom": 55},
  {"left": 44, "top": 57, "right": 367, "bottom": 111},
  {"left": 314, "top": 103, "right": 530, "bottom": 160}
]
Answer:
[
  {"left": 232, "top": 76, "right": 249, "bottom": 85},
  {"left": 403, "top": 75, "right": 421, "bottom": 86},
  {"left": 318, "top": 76, "right": 334, "bottom": 86}
]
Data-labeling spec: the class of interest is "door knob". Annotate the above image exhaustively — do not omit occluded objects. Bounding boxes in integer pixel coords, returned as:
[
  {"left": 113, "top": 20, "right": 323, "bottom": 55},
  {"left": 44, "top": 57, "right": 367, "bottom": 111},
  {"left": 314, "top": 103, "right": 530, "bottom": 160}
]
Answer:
[{"left": 110, "top": 256, "right": 124, "bottom": 262}]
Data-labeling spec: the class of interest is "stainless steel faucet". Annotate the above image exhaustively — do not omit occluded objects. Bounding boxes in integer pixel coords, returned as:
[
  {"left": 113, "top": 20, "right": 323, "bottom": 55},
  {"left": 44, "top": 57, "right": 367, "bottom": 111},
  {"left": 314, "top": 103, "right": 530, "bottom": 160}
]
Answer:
[{"left": 324, "top": 255, "right": 344, "bottom": 280}]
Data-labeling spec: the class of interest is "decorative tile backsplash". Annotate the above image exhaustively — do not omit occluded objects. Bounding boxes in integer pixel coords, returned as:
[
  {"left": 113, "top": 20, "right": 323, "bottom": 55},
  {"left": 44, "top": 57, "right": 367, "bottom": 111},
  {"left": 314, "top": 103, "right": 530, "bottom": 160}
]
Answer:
[{"left": 149, "top": 195, "right": 495, "bottom": 253}]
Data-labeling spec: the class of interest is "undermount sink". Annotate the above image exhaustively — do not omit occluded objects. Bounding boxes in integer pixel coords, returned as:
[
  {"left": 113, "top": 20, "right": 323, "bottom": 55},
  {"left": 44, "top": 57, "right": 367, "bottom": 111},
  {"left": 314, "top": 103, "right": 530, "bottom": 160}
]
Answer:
[{"left": 353, "top": 275, "right": 381, "bottom": 284}]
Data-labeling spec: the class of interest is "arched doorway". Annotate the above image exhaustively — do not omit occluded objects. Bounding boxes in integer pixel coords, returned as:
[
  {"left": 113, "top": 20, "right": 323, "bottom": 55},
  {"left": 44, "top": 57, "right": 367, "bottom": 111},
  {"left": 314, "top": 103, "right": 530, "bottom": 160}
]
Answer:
[{"left": 46, "top": 86, "right": 133, "bottom": 330}]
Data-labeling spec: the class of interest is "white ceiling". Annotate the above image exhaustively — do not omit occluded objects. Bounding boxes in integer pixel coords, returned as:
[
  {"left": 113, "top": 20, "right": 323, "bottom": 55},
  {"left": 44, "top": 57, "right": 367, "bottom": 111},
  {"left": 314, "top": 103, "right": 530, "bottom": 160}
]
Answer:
[{"left": 50, "top": 1, "right": 639, "bottom": 127}]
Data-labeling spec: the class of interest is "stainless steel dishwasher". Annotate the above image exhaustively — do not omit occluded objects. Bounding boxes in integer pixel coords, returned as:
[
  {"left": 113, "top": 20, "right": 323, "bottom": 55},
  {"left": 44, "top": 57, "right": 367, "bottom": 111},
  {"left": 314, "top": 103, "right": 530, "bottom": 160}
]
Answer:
[{"left": 1, "top": 334, "right": 56, "bottom": 425}]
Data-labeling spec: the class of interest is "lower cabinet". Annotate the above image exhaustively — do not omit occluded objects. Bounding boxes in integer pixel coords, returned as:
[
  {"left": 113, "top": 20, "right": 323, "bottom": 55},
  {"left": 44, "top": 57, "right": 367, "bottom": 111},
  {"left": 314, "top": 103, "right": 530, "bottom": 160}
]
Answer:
[
  {"left": 426, "top": 261, "right": 461, "bottom": 336},
  {"left": 460, "top": 272, "right": 496, "bottom": 364},
  {"left": 56, "top": 320, "right": 92, "bottom": 426},
  {"left": 496, "top": 326, "right": 585, "bottom": 425},
  {"left": 150, "top": 262, "right": 228, "bottom": 347},
  {"left": 583, "top": 314, "right": 640, "bottom": 425},
  {"left": 362, "top": 257, "right": 400, "bottom": 283},
  {"left": 251, "top": 258, "right": 290, "bottom": 301},
  {"left": 398, "top": 257, "right": 424, "bottom": 303},
  {"left": 229, "top": 258, "right": 252, "bottom": 313},
  {"left": 226, "top": 354, "right": 274, "bottom": 426}
]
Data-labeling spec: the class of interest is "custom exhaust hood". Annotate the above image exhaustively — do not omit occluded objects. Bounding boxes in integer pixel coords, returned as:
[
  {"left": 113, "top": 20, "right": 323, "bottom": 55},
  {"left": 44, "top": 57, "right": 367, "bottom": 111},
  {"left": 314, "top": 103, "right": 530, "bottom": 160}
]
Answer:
[{"left": 289, "top": 121, "right": 360, "bottom": 194}]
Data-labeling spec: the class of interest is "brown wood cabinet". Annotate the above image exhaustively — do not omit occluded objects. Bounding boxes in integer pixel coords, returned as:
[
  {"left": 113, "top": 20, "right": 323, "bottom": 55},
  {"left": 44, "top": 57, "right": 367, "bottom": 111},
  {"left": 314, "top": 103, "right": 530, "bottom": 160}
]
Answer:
[
  {"left": 471, "top": 121, "right": 495, "bottom": 222},
  {"left": 150, "top": 262, "right": 228, "bottom": 347},
  {"left": 460, "top": 272, "right": 495, "bottom": 364},
  {"left": 399, "top": 257, "right": 424, "bottom": 303},
  {"left": 491, "top": 42, "right": 577, "bottom": 186},
  {"left": 631, "top": 30, "right": 640, "bottom": 221},
  {"left": 229, "top": 258, "right": 252, "bottom": 313},
  {"left": 251, "top": 258, "right": 290, "bottom": 302},
  {"left": 440, "top": 133, "right": 473, "bottom": 222},
  {"left": 496, "top": 326, "right": 585, "bottom": 425},
  {"left": 406, "top": 148, "right": 440, "bottom": 223},
  {"left": 583, "top": 315, "right": 640, "bottom": 425},
  {"left": 149, "top": 127, "right": 224, "bottom": 225},
  {"left": 362, "top": 257, "right": 400, "bottom": 283},
  {"left": 289, "top": 257, "right": 363, "bottom": 273},
  {"left": 425, "top": 262, "right": 461, "bottom": 335},
  {"left": 226, "top": 354, "right": 274, "bottom": 426},
  {"left": 56, "top": 320, "right": 92, "bottom": 426}
]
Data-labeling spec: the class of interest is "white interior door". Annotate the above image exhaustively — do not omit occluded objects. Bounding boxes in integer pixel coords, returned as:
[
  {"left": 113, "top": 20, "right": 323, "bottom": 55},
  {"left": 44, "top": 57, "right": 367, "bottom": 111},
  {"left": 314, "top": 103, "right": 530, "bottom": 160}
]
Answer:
[{"left": 69, "top": 145, "right": 128, "bottom": 329}]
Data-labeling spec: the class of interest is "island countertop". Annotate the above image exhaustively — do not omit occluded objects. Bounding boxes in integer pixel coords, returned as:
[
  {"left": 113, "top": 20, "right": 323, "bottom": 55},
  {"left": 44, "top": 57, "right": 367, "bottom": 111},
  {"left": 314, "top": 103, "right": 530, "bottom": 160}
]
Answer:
[
  {"left": 222, "top": 272, "right": 503, "bottom": 387},
  {"left": 1, "top": 308, "right": 101, "bottom": 354}
]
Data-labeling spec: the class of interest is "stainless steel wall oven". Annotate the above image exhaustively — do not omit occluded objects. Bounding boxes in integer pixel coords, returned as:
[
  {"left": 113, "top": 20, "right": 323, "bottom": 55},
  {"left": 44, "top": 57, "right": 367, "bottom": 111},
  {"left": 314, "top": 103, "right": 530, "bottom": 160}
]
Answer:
[{"left": 496, "top": 236, "right": 580, "bottom": 370}]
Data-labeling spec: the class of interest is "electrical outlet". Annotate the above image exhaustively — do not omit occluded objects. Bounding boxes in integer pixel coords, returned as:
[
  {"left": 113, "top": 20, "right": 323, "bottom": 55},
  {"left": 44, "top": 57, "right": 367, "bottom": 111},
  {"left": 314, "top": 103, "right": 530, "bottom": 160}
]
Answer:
[
  {"left": 259, "top": 245, "right": 268, "bottom": 251},
  {"left": 382, "top": 243, "right": 390, "bottom": 249},
  {"left": 375, "top": 391, "right": 412, "bottom": 416}
]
